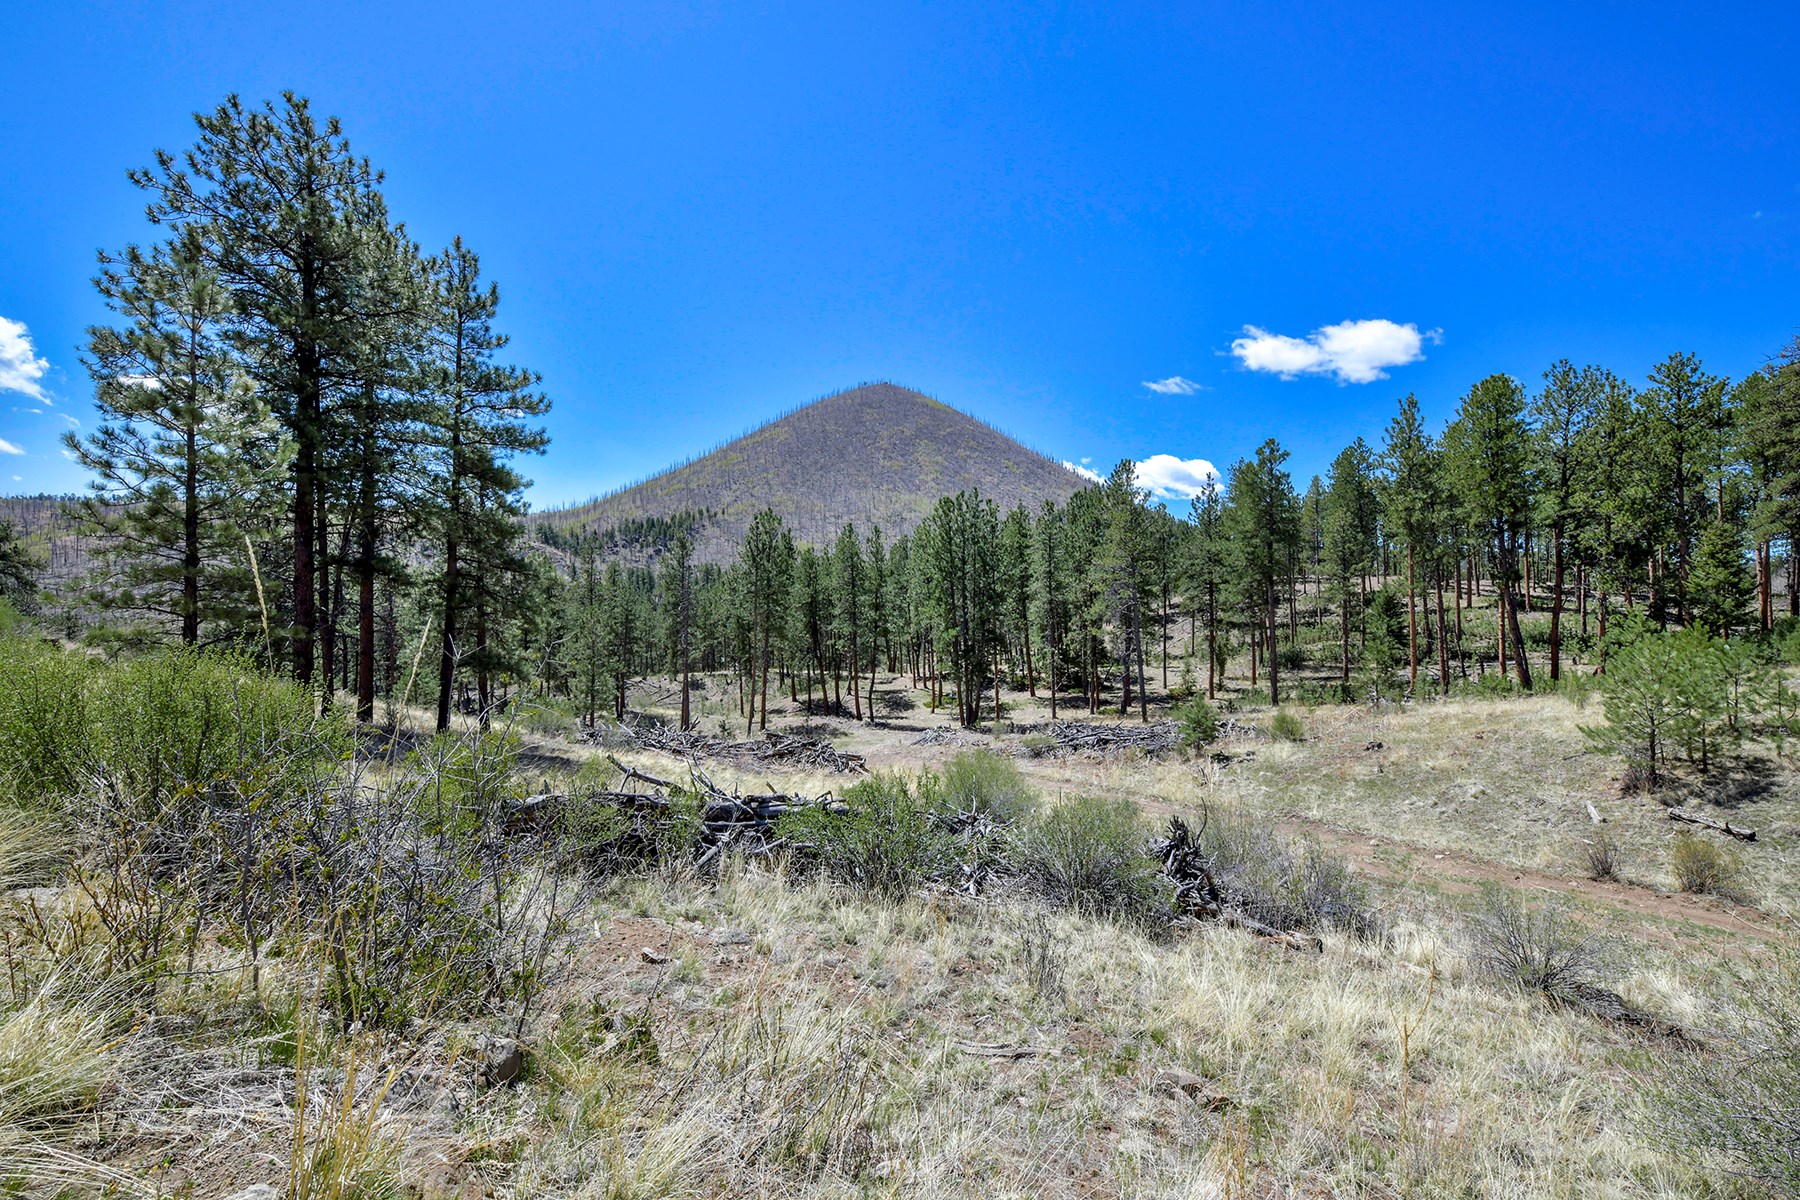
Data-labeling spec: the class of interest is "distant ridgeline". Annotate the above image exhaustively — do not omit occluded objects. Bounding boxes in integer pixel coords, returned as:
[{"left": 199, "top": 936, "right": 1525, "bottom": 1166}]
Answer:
[{"left": 532, "top": 382, "right": 1091, "bottom": 562}]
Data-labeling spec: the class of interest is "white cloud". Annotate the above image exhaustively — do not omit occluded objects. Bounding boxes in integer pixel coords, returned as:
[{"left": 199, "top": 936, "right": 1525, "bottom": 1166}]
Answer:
[
  {"left": 0, "top": 317, "right": 50, "bottom": 401},
  {"left": 1134, "top": 454, "right": 1219, "bottom": 501},
  {"left": 0, "top": 438, "right": 23, "bottom": 456},
  {"left": 1062, "top": 453, "right": 1220, "bottom": 501},
  {"left": 1229, "top": 318, "right": 1441, "bottom": 385},
  {"left": 1142, "top": 376, "right": 1204, "bottom": 396}
]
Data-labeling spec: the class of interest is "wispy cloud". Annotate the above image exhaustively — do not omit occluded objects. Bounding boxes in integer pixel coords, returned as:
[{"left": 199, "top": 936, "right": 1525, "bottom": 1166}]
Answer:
[
  {"left": 1134, "top": 454, "right": 1218, "bottom": 501},
  {"left": 1061, "top": 459, "right": 1105, "bottom": 484},
  {"left": 0, "top": 438, "right": 24, "bottom": 456},
  {"left": 0, "top": 317, "right": 51, "bottom": 401},
  {"left": 1229, "top": 318, "right": 1441, "bottom": 385},
  {"left": 1141, "top": 376, "right": 1203, "bottom": 396}
]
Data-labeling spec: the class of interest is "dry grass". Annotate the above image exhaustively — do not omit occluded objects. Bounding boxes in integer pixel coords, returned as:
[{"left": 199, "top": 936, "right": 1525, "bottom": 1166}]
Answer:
[
  {"left": 475, "top": 865, "right": 1743, "bottom": 1198},
  {"left": 1, "top": 667, "right": 1788, "bottom": 1196}
]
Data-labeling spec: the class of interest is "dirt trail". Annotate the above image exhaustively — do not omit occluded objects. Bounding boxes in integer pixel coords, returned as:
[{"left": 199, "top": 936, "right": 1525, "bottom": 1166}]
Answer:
[{"left": 1273, "top": 814, "right": 1784, "bottom": 947}]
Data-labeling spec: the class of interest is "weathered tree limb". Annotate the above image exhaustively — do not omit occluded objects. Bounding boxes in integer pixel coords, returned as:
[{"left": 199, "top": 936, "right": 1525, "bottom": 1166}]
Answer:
[{"left": 1668, "top": 808, "right": 1756, "bottom": 842}]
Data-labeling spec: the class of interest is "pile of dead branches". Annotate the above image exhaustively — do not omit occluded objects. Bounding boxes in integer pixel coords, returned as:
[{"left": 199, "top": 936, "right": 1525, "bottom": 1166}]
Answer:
[
  {"left": 587, "top": 721, "right": 869, "bottom": 774},
  {"left": 560, "top": 756, "right": 849, "bottom": 872},
  {"left": 911, "top": 727, "right": 990, "bottom": 748},
  {"left": 1022, "top": 720, "right": 1182, "bottom": 758},
  {"left": 1153, "top": 814, "right": 1332, "bottom": 952}
]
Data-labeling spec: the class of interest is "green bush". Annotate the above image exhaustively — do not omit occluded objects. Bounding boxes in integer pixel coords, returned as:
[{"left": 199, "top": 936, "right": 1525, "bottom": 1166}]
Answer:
[
  {"left": 0, "top": 637, "right": 96, "bottom": 808},
  {"left": 1670, "top": 832, "right": 1741, "bottom": 898},
  {"left": 1173, "top": 697, "right": 1219, "bottom": 750},
  {"left": 90, "top": 646, "right": 345, "bottom": 816},
  {"left": 1269, "top": 709, "right": 1304, "bottom": 742},
  {"left": 1011, "top": 795, "right": 1158, "bottom": 920},
  {"left": 1654, "top": 943, "right": 1800, "bottom": 1193},
  {"left": 0, "top": 637, "right": 344, "bottom": 815},
  {"left": 929, "top": 750, "right": 1037, "bottom": 822},
  {"left": 780, "top": 773, "right": 952, "bottom": 898}
]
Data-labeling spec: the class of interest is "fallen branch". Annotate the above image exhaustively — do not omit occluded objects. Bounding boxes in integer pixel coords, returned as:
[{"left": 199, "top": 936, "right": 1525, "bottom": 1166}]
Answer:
[{"left": 1668, "top": 808, "right": 1756, "bottom": 842}]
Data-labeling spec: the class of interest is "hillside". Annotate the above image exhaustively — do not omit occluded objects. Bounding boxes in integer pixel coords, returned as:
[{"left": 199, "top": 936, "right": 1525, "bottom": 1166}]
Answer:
[
  {"left": 0, "top": 493, "right": 94, "bottom": 590},
  {"left": 537, "top": 382, "right": 1090, "bottom": 560}
]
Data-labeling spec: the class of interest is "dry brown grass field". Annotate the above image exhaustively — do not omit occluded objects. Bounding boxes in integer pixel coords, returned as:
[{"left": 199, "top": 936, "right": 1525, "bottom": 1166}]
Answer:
[{"left": 5, "top": 651, "right": 1797, "bottom": 1198}]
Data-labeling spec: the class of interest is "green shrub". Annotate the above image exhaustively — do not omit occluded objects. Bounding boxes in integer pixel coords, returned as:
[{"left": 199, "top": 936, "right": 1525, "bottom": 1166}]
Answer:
[
  {"left": 1011, "top": 795, "right": 1158, "bottom": 920},
  {"left": 1654, "top": 943, "right": 1800, "bottom": 1193},
  {"left": 0, "top": 637, "right": 96, "bottom": 808},
  {"left": 929, "top": 750, "right": 1036, "bottom": 822},
  {"left": 1670, "top": 832, "right": 1741, "bottom": 897},
  {"left": 780, "top": 773, "right": 952, "bottom": 898},
  {"left": 0, "top": 638, "right": 344, "bottom": 815},
  {"left": 89, "top": 646, "right": 344, "bottom": 816},
  {"left": 1269, "top": 709, "right": 1304, "bottom": 742},
  {"left": 1173, "top": 697, "right": 1219, "bottom": 750}
]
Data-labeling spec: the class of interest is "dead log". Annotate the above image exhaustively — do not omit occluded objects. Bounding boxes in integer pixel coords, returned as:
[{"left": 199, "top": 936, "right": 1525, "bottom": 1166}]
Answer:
[{"left": 1668, "top": 808, "right": 1756, "bottom": 842}]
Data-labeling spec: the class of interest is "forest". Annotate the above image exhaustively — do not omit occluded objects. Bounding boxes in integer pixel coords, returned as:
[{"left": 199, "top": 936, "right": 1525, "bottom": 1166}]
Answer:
[{"left": 11, "top": 96, "right": 1798, "bottom": 773}]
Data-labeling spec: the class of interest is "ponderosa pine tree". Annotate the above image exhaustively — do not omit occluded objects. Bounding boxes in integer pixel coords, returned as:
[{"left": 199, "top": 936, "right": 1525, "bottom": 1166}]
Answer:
[
  {"left": 1530, "top": 361, "right": 1600, "bottom": 681},
  {"left": 132, "top": 93, "right": 380, "bottom": 686},
  {"left": 1688, "top": 520, "right": 1755, "bottom": 638},
  {"left": 335, "top": 204, "right": 429, "bottom": 721},
  {"left": 1224, "top": 440, "right": 1300, "bottom": 705},
  {"left": 423, "top": 238, "right": 548, "bottom": 731},
  {"left": 742, "top": 508, "right": 794, "bottom": 732},
  {"left": 72, "top": 228, "right": 278, "bottom": 649},
  {"left": 832, "top": 523, "right": 867, "bottom": 720},
  {"left": 1322, "top": 441, "right": 1376, "bottom": 684},
  {"left": 1381, "top": 396, "right": 1437, "bottom": 694},
  {"left": 1183, "top": 482, "right": 1228, "bottom": 698},
  {"left": 1571, "top": 368, "right": 1647, "bottom": 647},
  {"left": 919, "top": 490, "right": 1001, "bottom": 728},
  {"left": 1642, "top": 352, "right": 1728, "bottom": 623},
  {"left": 568, "top": 534, "right": 606, "bottom": 726},
  {"left": 1032, "top": 499, "right": 1068, "bottom": 717},
  {"left": 862, "top": 526, "right": 888, "bottom": 715},
  {"left": 1092, "top": 461, "right": 1151, "bottom": 721},
  {"left": 663, "top": 528, "right": 695, "bottom": 729},
  {"left": 999, "top": 505, "right": 1036, "bottom": 696},
  {"left": 1736, "top": 341, "right": 1800, "bottom": 624},
  {"left": 1446, "top": 374, "right": 1534, "bottom": 689},
  {"left": 0, "top": 520, "right": 40, "bottom": 611}
]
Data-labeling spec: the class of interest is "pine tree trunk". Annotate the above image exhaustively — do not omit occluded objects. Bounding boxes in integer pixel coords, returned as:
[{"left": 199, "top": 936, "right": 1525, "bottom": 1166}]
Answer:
[
  {"left": 435, "top": 532, "right": 460, "bottom": 732},
  {"left": 1435, "top": 569, "right": 1450, "bottom": 697},
  {"left": 1135, "top": 602, "right": 1148, "bottom": 723},
  {"left": 1549, "top": 526, "right": 1564, "bottom": 682},
  {"left": 1407, "top": 545, "right": 1418, "bottom": 695},
  {"left": 181, "top": 415, "right": 200, "bottom": 647},
  {"left": 1501, "top": 531, "right": 1533, "bottom": 689},
  {"left": 1340, "top": 583, "right": 1351, "bottom": 684},
  {"left": 317, "top": 487, "right": 333, "bottom": 711},
  {"left": 1267, "top": 582, "right": 1281, "bottom": 706}
]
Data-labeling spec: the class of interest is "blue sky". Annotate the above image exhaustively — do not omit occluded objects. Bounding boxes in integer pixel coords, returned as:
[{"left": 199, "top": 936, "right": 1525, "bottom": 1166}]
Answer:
[{"left": 2, "top": 1, "right": 1796, "bottom": 507}]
